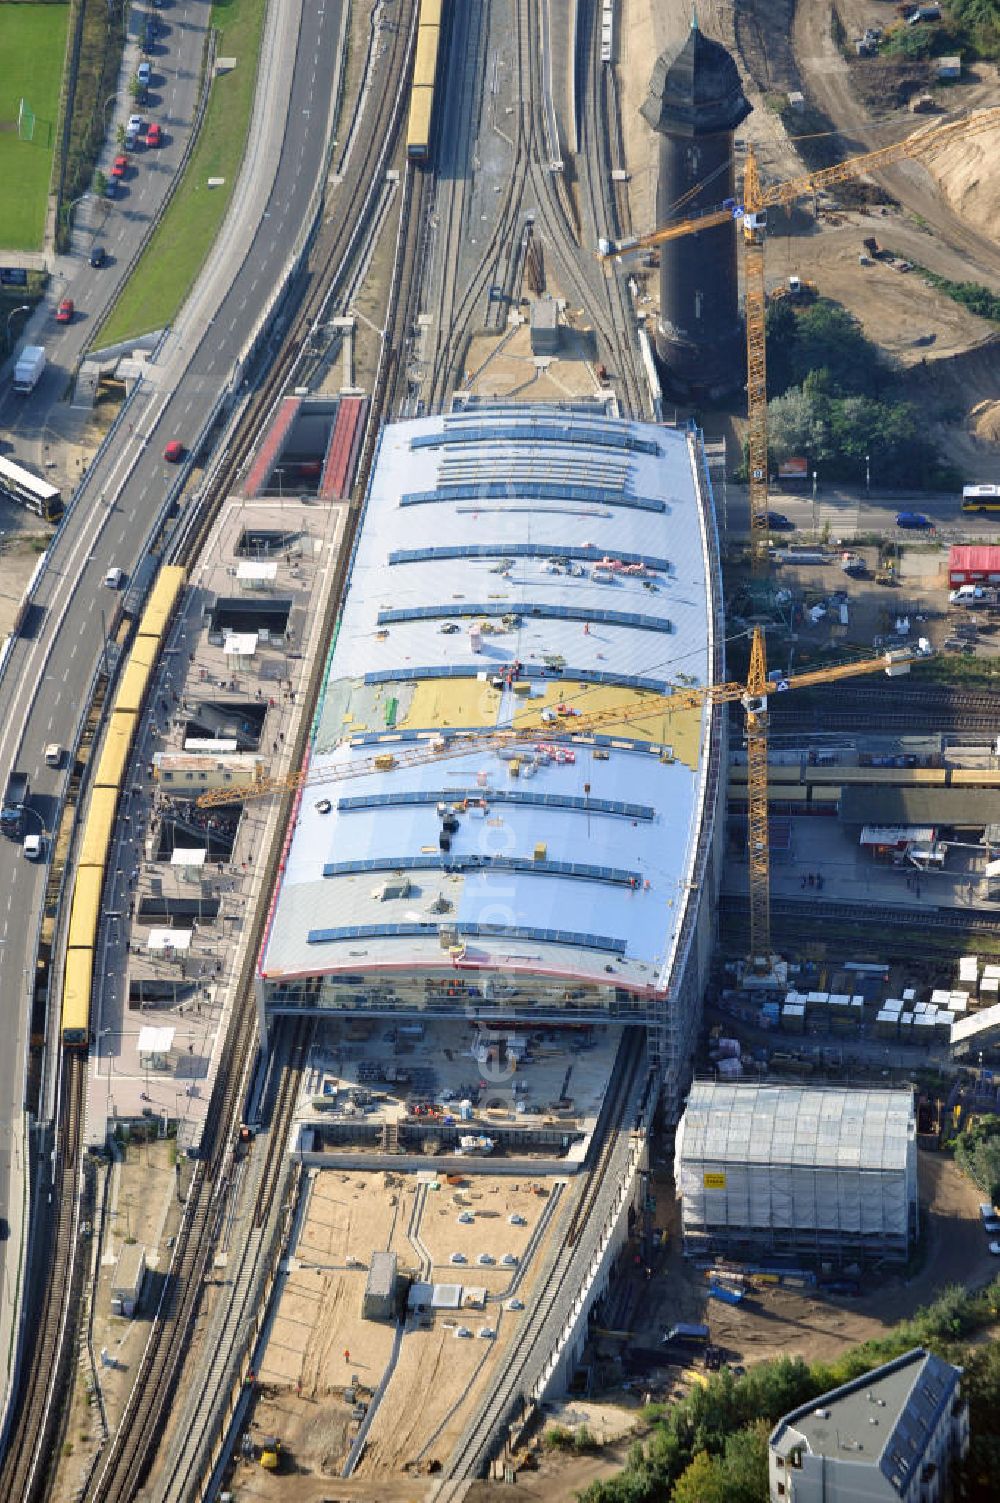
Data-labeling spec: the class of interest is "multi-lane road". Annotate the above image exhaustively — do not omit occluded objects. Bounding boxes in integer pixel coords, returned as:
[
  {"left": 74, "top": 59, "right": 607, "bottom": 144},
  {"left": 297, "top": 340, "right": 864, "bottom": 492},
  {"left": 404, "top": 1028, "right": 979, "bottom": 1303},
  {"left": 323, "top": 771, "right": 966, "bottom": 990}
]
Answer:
[
  {"left": 0, "top": 0, "right": 345, "bottom": 1426},
  {"left": 3, "top": 0, "right": 209, "bottom": 452},
  {"left": 723, "top": 484, "right": 1000, "bottom": 542}
]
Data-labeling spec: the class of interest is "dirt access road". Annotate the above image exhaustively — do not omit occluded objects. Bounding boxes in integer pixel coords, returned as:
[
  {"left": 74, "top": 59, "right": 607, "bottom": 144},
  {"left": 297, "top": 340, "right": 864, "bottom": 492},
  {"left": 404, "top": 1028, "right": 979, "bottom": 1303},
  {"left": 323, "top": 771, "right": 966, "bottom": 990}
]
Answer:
[{"left": 792, "top": 0, "right": 1000, "bottom": 285}]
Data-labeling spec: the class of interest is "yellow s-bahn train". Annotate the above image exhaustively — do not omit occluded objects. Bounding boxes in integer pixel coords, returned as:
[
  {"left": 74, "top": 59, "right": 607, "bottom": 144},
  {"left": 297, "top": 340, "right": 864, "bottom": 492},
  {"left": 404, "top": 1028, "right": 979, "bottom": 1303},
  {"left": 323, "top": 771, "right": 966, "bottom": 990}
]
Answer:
[
  {"left": 62, "top": 566, "right": 186, "bottom": 1047},
  {"left": 406, "top": 0, "right": 443, "bottom": 160}
]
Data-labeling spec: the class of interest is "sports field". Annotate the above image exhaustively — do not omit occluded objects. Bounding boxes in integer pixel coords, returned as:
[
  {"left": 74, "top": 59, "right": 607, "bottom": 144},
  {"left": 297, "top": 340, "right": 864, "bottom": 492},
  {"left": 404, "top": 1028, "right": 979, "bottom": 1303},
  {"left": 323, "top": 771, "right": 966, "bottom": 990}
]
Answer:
[{"left": 0, "top": 3, "right": 70, "bottom": 251}]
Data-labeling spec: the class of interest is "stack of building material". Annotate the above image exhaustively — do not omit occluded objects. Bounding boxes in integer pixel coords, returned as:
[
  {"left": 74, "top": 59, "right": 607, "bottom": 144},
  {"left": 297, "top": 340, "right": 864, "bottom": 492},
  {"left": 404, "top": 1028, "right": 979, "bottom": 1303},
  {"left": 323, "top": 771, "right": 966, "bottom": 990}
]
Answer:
[
  {"left": 959, "top": 956, "right": 980, "bottom": 989},
  {"left": 781, "top": 1002, "right": 806, "bottom": 1033},
  {"left": 981, "top": 964, "right": 1000, "bottom": 1003}
]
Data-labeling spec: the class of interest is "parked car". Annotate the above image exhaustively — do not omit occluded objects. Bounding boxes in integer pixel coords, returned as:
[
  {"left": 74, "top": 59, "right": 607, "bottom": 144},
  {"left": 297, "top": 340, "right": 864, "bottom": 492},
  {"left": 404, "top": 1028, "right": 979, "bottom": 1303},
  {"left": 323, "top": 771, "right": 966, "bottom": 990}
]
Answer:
[
  {"left": 104, "top": 176, "right": 119, "bottom": 198},
  {"left": 895, "top": 510, "right": 933, "bottom": 530},
  {"left": 126, "top": 113, "right": 144, "bottom": 145},
  {"left": 137, "top": 61, "right": 151, "bottom": 87},
  {"left": 111, "top": 154, "right": 127, "bottom": 178},
  {"left": 146, "top": 122, "right": 162, "bottom": 147},
  {"left": 55, "top": 298, "right": 74, "bottom": 323},
  {"left": 89, "top": 244, "right": 107, "bottom": 267},
  {"left": 989, "top": 1241, "right": 1000, "bottom": 1255}
]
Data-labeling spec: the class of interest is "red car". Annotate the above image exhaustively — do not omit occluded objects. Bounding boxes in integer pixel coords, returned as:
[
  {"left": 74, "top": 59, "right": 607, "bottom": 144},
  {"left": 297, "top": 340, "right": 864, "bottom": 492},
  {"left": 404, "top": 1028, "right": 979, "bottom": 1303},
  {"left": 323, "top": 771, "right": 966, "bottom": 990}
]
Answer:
[
  {"left": 55, "top": 298, "right": 75, "bottom": 324},
  {"left": 146, "top": 122, "right": 162, "bottom": 147},
  {"left": 111, "top": 154, "right": 127, "bottom": 178},
  {"left": 163, "top": 440, "right": 185, "bottom": 463}
]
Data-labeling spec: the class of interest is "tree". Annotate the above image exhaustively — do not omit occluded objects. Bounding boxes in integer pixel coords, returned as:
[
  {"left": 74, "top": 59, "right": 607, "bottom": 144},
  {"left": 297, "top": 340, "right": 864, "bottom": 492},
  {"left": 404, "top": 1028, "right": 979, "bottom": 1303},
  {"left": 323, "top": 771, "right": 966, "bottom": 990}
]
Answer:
[
  {"left": 764, "top": 298, "right": 800, "bottom": 397},
  {"left": 794, "top": 301, "right": 885, "bottom": 397},
  {"left": 670, "top": 1450, "right": 729, "bottom": 1503},
  {"left": 720, "top": 1422, "right": 771, "bottom": 1503},
  {"left": 767, "top": 386, "right": 828, "bottom": 467}
]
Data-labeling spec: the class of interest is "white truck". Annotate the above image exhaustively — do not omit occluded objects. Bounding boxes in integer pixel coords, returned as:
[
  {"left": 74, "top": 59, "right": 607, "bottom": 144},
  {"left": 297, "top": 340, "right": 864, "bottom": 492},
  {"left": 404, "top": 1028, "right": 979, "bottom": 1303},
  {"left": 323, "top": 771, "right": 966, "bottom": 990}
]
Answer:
[{"left": 13, "top": 345, "right": 45, "bottom": 395}]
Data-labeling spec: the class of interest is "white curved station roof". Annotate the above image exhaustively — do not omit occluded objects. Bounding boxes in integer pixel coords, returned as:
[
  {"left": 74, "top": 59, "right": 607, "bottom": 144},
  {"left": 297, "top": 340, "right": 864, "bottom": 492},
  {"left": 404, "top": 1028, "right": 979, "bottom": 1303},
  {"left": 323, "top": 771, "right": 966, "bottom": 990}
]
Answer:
[{"left": 260, "top": 406, "right": 720, "bottom": 994}]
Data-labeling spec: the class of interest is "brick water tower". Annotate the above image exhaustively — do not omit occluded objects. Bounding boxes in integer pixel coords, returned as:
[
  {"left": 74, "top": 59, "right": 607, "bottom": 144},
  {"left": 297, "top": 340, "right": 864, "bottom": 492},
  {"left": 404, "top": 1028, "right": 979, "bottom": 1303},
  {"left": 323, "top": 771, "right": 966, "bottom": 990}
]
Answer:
[{"left": 641, "top": 15, "right": 751, "bottom": 396}]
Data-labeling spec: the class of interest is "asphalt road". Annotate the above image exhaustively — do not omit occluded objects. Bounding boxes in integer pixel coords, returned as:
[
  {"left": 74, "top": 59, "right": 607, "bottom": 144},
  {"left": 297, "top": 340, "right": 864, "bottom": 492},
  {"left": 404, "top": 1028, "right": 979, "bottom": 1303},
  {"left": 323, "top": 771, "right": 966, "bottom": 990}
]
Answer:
[
  {"left": 1, "top": 0, "right": 209, "bottom": 454},
  {"left": 721, "top": 484, "right": 1000, "bottom": 542},
  {"left": 0, "top": 0, "right": 345, "bottom": 1414}
]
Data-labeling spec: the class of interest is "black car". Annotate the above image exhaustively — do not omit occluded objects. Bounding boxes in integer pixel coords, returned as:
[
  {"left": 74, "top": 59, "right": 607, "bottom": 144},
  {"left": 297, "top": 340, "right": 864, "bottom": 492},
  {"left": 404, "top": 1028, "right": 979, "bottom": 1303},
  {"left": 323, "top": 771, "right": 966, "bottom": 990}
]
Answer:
[
  {"left": 90, "top": 244, "right": 107, "bottom": 268},
  {"left": 104, "top": 177, "right": 119, "bottom": 198},
  {"left": 767, "top": 510, "right": 795, "bottom": 532}
]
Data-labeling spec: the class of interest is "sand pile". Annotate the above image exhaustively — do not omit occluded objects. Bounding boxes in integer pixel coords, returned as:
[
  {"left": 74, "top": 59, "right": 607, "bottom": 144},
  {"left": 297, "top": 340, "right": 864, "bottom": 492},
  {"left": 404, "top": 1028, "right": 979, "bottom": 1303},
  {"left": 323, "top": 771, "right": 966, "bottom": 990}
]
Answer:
[
  {"left": 924, "top": 127, "right": 1000, "bottom": 237},
  {"left": 969, "top": 399, "right": 1000, "bottom": 443}
]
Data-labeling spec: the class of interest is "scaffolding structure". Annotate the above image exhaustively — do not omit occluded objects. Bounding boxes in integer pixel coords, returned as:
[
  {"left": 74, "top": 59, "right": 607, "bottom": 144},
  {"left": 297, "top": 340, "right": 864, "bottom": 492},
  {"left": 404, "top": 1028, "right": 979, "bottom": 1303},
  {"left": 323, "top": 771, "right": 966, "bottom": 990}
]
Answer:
[{"left": 675, "top": 1083, "right": 918, "bottom": 1265}]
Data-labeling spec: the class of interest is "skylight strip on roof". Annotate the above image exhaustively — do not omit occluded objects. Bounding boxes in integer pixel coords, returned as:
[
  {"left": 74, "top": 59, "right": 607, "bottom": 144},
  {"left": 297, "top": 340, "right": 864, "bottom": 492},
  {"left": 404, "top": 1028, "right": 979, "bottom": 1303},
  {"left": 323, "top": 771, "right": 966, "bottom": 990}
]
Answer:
[
  {"left": 306, "top": 922, "right": 628, "bottom": 955},
  {"left": 321, "top": 854, "right": 643, "bottom": 886},
  {"left": 386, "top": 544, "right": 670, "bottom": 571},
  {"left": 375, "top": 602, "right": 672, "bottom": 634},
  {"left": 336, "top": 789, "right": 657, "bottom": 820},
  {"left": 362, "top": 664, "right": 673, "bottom": 692},
  {"left": 410, "top": 424, "right": 659, "bottom": 455},
  {"left": 399, "top": 483, "right": 665, "bottom": 512}
]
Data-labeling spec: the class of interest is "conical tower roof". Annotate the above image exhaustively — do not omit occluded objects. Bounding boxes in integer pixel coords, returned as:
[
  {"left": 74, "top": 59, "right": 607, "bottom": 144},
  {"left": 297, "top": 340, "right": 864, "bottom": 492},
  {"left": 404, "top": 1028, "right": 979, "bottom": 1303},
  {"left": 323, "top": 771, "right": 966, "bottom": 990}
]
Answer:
[{"left": 641, "top": 17, "right": 751, "bottom": 138}]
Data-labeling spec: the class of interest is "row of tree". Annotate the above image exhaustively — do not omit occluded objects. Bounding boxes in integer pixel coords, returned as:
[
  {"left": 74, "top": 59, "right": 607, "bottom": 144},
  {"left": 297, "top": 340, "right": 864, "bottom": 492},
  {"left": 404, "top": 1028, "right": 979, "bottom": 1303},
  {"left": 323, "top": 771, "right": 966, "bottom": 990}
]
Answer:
[
  {"left": 762, "top": 297, "right": 956, "bottom": 489},
  {"left": 576, "top": 1277, "right": 1000, "bottom": 1502}
]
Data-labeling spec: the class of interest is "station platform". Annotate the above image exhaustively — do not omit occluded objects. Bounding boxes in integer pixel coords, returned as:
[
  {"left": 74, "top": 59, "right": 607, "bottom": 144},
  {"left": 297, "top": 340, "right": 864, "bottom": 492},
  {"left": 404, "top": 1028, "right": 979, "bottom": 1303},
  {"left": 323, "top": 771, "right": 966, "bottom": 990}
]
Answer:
[{"left": 84, "top": 497, "right": 348, "bottom": 1149}]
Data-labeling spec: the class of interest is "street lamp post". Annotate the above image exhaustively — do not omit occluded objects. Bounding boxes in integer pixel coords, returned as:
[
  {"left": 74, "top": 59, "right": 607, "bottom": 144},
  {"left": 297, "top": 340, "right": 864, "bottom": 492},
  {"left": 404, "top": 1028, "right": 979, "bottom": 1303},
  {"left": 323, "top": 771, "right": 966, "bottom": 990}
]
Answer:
[
  {"left": 66, "top": 191, "right": 90, "bottom": 229},
  {"left": 5, "top": 304, "right": 31, "bottom": 345},
  {"left": 865, "top": 454, "right": 871, "bottom": 496},
  {"left": 811, "top": 470, "right": 818, "bottom": 537}
]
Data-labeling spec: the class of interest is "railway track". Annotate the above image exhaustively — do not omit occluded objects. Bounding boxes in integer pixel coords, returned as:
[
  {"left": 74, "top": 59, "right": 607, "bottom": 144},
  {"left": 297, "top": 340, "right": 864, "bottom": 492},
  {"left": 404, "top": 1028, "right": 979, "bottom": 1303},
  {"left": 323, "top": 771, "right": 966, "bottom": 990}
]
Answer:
[
  {"left": 153, "top": 1020, "right": 312, "bottom": 1503},
  {"left": 526, "top": 0, "right": 647, "bottom": 419},
  {"left": 439, "top": 1031, "right": 647, "bottom": 1487},
  {"left": 79, "top": 6, "right": 424, "bottom": 1490},
  {"left": 768, "top": 681, "right": 1000, "bottom": 716},
  {"left": 722, "top": 893, "right": 1000, "bottom": 934},
  {"left": 422, "top": 0, "right": 533, "bottom": 411},
  {"left": 169, "top": 0, "right": 420, "bottom": 572},
  {"left": 0, "top": 5, "right": 422, "bottom": 1500},
  {"left": 422, "top": 0, "right": 648, "bottom": 418},
  {"left": 0, "top": 1058, "right": 86, "bottom": 1501}
]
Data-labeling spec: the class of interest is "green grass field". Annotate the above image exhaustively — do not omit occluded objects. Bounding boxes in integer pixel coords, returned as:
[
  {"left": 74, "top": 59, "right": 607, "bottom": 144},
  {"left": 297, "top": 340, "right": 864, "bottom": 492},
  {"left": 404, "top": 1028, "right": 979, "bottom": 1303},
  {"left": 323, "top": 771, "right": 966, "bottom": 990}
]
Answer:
[
  {"left": 0, "top": 4, "right": 70, "bottom": 251},
  {"left": 97, "top": 0, "right": 267, "bottom": 346}
]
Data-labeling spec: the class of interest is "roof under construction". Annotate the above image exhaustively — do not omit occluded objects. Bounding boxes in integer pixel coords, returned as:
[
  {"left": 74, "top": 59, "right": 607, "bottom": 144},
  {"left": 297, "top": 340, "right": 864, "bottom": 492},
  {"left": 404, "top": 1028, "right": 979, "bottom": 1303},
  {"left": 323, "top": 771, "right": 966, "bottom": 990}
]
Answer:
[
  {"left": 841, "top": 786, "right": 1000, "bottom": 829},
  {"left": 259, "top": 406, "right": 721, "bottom": 994}
]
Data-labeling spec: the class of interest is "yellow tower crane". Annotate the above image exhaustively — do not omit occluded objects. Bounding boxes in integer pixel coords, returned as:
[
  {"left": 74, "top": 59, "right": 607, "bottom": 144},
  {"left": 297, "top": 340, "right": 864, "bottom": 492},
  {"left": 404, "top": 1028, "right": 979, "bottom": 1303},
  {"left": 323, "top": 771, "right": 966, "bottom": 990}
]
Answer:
[
  {"left": 196, "top": 630, "right": 921, "bottom": 964},
  {"left": 599, "top": 107, "right": 1000, "bottom": 573}
]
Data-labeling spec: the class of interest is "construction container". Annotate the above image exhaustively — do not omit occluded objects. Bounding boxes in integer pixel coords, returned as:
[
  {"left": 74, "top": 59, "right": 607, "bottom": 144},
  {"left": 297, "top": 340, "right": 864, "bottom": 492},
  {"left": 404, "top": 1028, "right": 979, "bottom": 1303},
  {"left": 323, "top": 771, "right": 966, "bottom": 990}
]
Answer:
[{"left": 111, "top": 1244, "right": 146, "bottom": 1318}]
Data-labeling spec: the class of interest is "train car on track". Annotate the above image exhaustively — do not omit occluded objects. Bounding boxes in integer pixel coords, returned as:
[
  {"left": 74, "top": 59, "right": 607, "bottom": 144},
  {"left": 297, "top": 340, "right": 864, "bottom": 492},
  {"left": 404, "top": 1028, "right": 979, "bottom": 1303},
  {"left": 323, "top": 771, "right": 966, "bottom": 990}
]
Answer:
[
  {"left": 113, "top": 637, "right": 158, "bottom": 716},
  {"left": 62, "top": 949, "right": 94, "bottom": 1047},
  {"left": 406, "top": 0, "right": 444, "bottom": 159},
  {"left": 61, "top": 562, "right": 188, "bottom": 1047},
  {"left": 78, "top": 787, "right": 118, "bottom": 870},
  {"left": 136, "top": 564, "right": 185, "bottom": 640}
]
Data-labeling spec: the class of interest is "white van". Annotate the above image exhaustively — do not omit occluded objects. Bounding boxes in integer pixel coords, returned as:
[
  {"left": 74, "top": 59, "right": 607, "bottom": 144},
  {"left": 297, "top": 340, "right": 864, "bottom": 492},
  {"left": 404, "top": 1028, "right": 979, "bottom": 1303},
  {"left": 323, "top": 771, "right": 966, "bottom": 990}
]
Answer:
[
  {"left": 23, "top": 833, "right": 42, "bottom": 859},
  {"left": 104, "top": 566, "right": 125, "bottom": 589},
  {"left": 44, "top": 743, "right": 62, "bottom": 768}
]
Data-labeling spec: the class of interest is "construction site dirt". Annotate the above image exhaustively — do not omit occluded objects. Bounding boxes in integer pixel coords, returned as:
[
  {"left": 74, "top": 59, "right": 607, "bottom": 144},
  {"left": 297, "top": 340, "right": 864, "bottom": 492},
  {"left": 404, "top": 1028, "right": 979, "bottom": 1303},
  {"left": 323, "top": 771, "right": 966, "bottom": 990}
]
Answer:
[
  {"left": 229, "top": 1168, "right": 572, "bottom": 1493},
  {"left": 619, "top": 0, "right": 1000, "bottom": 480},
  {"left": 596, "top": 1149, "right": 995, "bottom": 1378}
]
